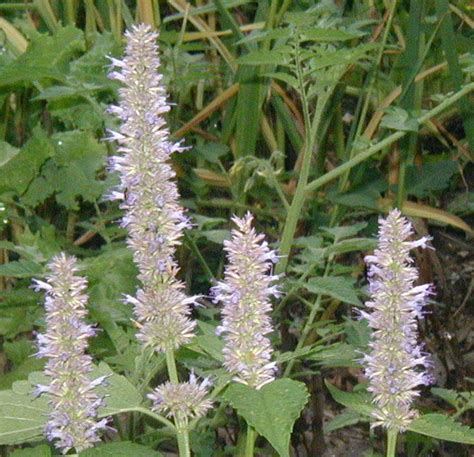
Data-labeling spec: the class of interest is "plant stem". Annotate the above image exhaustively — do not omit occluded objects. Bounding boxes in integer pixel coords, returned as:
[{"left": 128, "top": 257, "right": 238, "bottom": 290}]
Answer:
[
  {"left": 244, "top": 424, "right": 256, "bottom": 457},
  {"left": 165, "top": 349, "right": 191, "bottom": 457},
  {"left": 386, "top": 430, "right": 398, "bottom": 457}
]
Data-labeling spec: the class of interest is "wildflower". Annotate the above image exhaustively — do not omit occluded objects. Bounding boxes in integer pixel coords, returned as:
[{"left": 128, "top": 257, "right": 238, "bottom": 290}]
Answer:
[
  {"left": 148, "top": 372, "right": 213, "bottom": 420},
  {"left": 106, "top": 24, "right": 197, "bottom": 352},
  {"left": 361, "top": 209, "right": 433, "bottom": 432},
  {"left": 33, "top": 254, "right": 108, "bottom": 454},
  {"left": 212, "top": 212, "right": 280, "bottom": 389}
]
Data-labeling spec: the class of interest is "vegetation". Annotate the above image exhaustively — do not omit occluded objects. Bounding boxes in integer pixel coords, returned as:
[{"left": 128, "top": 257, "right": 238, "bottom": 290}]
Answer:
[{"left": 0, "top": 1, "right": 473, "bottom": 456}]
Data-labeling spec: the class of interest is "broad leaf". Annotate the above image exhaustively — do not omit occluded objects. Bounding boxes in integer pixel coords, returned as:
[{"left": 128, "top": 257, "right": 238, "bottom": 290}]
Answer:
[
  {"left": 305, "top": 276, "right": 362, "bottom": 306},
  {"left": 10, "top": 445, "right": 52, "bottom": 457},
  {"left": 223, "top": 379, "right": 309, "bottom": 457},
  {"left": 0, "top": 363, "right": 142, "bottom": 446},
  {"left": 408, "top": 414, "right": 474, "bottom": 445}
]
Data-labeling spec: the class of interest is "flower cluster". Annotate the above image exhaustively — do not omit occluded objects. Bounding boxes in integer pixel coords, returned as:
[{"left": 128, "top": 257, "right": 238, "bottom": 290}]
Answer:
[
  {"left": 148, "top": 372, "right": 213, "bottom": 420},
  {"left": 212, "top": 212, "right": 280, "bottom": 389},
  {"left": 107, "top": 24, "right": 197, "bottom": 352},
  {"left": 361, "top": 209, "right": 433, "bottom": 431},
  {"left": 33, "top": 254, "right": 108, "bottom": 454}
]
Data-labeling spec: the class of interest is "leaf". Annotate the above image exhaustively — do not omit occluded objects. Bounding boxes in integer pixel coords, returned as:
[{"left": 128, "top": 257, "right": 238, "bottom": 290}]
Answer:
[
  {"left": 223, "top": 379, "right": 309, "bottom": 457},
  {"left": 408, "top": 414, "right": 474, "bottom": 445},
  {"left": 10, "top": 445, "right": 52, "bottom": 457},
  {"left": 0, "top": 363, "right": 142, "bottom": 446},
  {"left": 237, "top": 49, "right": 290, "bottom": 66},
  {"left": 320, "top": 222, "right": 368, "bottom": 240},
  {"left": 0, "top": 259, "right": 43, "bottom": 278},
  {"left": 325, "top": 381, "right": 374, "bottom": 417},
  {"left": 405, "top": 160, "right": 458, "bottom": 198},
  {"left": 308, "top": 342, "right": 359, "bottom": 368},
  {"left": 0, "top": 127, "right": 54, "bottom": 196},
  {"left": 301, "top": 28, "right": 365, "bottom": 42},
  {"left": 326, "top": 238, "right": 377, "bottom": 256},
  {"left": 305, "top": 276, "right": 362, "bottom": 306},
  {"left": 380, "top": 107, "right": 419, "bottom": 132},
  {"left": 324, "top": 409, "right": 364, "bottom": 433},
  {"left": 81, "top": 442, "right": 164, "bottom": 457},
  {"left": 0, "top": 26, "right": 84, "bottom": 87},
  {"left": 0, "top": 140, "right": 20, "bottom": 167}
]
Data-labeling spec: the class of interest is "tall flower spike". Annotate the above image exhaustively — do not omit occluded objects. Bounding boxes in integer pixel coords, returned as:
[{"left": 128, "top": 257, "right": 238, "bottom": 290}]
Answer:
[
  {"left": 107, "top": 24, "right": 197, "bottom": 352},
  {"left": 212, "top": 212, "right": 280, "bottom": 389},
  {"left": 361, "top": 209, "right": 433, "bottom": 432},
  {"left": 33, "top": 254, "right": 108, "bottom": 454}
]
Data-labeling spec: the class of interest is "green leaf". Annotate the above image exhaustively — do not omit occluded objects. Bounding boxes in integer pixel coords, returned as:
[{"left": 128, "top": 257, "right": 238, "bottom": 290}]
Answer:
[
  {"left": 10, "top": 445, "right": 52, "bottom": 457},
  {"left": 320, "top": 222, "right": 368, "bottom": 240},
  {"left": 0, "top": 259, "right": 43, "bottom": 278},
  {"left": 405, "top": 160, "right": 458, "bottom": 198},
  {"left": 301, "top": 28, "right": 365, "bottom": 42},
  {"left": 237, "top": 49, "right": 290, "bottom": 66},
  {"left": 324, "top": 409, "right": 364, "bottom": 433},
  {"left": 22, "top": 131, "right": 107, "bottom": 209},
  {"left": 81, "top": 442, "right": 164, "bottom": 457},
  {"left": 325, "top": 381, "right": 374, "bottom": 417},
  {"left": 0, "top": 26, "right": 84, "bottom": 87},
  {"left": 408, "top": 414, "right": 474, "bottom": 444},
  {"left": 0, "top": 363, "right": 142, "bottom": 446},
  {"left": 380, "top": 107, "right": 419, "bottom": 132},
  {"left": 305, "top": 276, "right": 361, "bottom": 306},
  {"left": 0, "top": 127, "right": 54, "bottom": 196},
  {"left": 308, "top": 342, "right": 358, "bottom": 368},
  {"left": 0, "top": 140, "right": 20, "bottom": 167},
  {"left": 223, "top": 379, "right": 309, "bottom": 457}
]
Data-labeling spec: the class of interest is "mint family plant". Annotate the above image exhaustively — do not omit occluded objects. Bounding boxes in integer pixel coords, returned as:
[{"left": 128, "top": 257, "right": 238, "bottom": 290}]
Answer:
[{"left": 0, "top": 8, "right": 474, "bottom": 457}]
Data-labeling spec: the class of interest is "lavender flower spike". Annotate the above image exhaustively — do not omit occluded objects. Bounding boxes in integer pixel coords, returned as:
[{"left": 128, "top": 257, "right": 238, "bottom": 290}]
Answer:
[
  {"left": 212, "top": 212, "right": 280, "bottom": 389},
  {"left": 107, "top": 24, "right": 197, "bottom": 352},
  {"left": 33, "top": 254, "right": 107, "bottom": 454},
  {"left": 361, "top": 209, "right": 433, "bottom": 432}
]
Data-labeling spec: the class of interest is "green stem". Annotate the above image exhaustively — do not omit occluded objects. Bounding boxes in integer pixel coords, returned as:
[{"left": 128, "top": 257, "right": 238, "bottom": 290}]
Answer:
[
  {"left": 304, "top": 82, "right": 474, "bottom": 194},
  {"left": 165, "top": 349, "right": 191, "bottom": 457},
  {"left": 244, "top": 424, "right": 256, "bottom": 457},
  {"left": 275, "top": 39, "right": 324, "bottom": 275},
  {"left": 386, "top": 430, "right": 398, "bottom": 457}
]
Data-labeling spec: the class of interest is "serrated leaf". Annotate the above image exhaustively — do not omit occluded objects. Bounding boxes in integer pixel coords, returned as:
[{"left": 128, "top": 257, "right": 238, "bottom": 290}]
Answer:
[
  {"left": 0, "top": 259, "right": 43, "bottom": 278},
  {"left": 320, "top": 222, "right": 368, "bottom": 240},
  {"left": 0, "top": 26, "right": 84, "bottom": 87},
  {"left": 308, "top": 342, "right": 358, "bottom": 368},
  {"left": 0, "top": 127, "right": 54, "bottom": 196},
  {"left": 325, "top": 381, "right": 374, "bottom": 417},
  {"left": 305, "top": 276, "right": 361, "bottom": 306},
  {"left": 81, "top": 442, "right": 164, "bottom": 457},
  {"left": 408, "top": 414, "right": 474, "bottom": 444},
  {"left": 223, "top": 379, "right": 309, "bottom": 457},
  {"left": 405, "top": 160, "right": 458, "bottom": 198},
  {"left": 0, "top": 363, "right": 142, "bottom": 446},
  {"left": 326, "top": 238, "right": 377, "bottom": 256}
]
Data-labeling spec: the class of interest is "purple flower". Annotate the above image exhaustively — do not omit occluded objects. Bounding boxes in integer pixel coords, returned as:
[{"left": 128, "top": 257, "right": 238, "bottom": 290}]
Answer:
[
  {"left": 212, "top": 212, "right": 280, "bottom": 389},
  {"left": 33, "top": 254, "right": 107, "bottom": 454},
  {"left": 106, "top": 24, "right": 197, "bottom": 352},
  {"left": 361, "top": 209, "right": 433, "bottom": 431}
]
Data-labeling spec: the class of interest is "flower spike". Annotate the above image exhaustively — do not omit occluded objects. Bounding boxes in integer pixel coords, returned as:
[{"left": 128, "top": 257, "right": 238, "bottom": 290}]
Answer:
[
  {"left": 361, "top": 209, "right": 434, "bottom": 432},
  {"left": 33, "top": 254, "right": 107, "bottom": 454},
  {"left": 212, "top": 212, "right": 280, "bottom": 389},
  {"left": 106, "top": 24, "right": 197, "bottom": 352}
]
